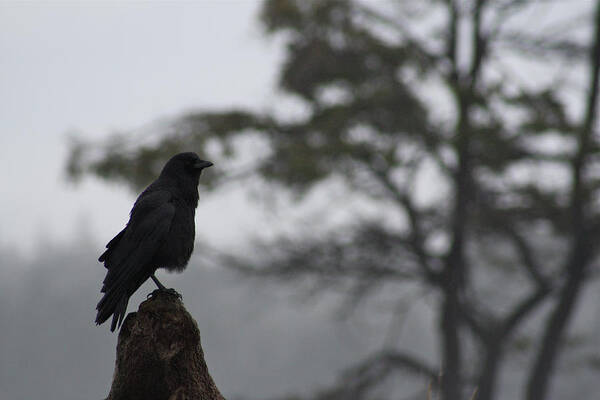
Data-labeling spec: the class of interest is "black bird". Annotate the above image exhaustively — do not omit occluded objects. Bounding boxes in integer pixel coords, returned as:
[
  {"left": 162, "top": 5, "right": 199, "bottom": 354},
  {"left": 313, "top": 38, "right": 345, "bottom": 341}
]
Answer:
[{"left": 95, "top": 152, "right": 213, "bottom": 331}]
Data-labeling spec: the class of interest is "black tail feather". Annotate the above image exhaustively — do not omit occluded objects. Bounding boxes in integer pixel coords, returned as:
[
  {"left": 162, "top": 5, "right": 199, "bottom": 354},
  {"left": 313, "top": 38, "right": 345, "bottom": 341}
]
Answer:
[
  {"left": 96, "top": 263, "right": 151, "bottom": 332},
  {"left": 96, "top": 285, "right": 130, "bottom": 332},
  {"left": 110, "top": 296, "right": 129, "bottom": 332}
]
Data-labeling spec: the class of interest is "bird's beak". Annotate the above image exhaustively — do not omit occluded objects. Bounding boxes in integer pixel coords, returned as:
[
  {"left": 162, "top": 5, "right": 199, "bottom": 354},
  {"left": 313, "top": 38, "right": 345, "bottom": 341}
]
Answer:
[{"left": 194, "top": 160, "right": 214, "bottom": 170}]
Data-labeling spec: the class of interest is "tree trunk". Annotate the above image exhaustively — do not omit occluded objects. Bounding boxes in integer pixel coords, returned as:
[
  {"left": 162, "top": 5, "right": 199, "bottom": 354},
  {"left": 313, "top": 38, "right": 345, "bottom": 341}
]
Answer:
[
  {"left": 106, "top": 291, "right": 225, "bottom": 400},
  {"left": 525, "top": 3, "right": 600, "bottom": 399}
]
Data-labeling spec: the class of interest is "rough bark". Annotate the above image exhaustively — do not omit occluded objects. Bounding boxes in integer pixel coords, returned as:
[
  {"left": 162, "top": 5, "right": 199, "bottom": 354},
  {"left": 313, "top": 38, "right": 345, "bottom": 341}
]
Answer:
[{"left": 106, "top": 291, "right": 225, "bottom": 400}]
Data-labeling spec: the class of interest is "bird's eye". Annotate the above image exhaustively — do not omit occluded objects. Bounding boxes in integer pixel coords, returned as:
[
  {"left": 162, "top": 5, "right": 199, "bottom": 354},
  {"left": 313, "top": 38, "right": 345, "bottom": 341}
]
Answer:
[{"left": 186, "top": 159, "right": 197, "bottom": 169}]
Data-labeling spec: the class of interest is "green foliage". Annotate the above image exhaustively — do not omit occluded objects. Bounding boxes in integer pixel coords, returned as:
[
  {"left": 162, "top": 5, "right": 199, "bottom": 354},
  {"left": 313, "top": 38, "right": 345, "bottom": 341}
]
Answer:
[{"left": 504, "top": 89, "right": 576, "bottom": 134}]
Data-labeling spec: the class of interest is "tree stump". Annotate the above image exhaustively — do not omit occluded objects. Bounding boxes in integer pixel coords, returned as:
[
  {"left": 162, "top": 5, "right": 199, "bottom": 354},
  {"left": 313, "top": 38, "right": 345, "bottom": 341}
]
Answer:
[{"left": 106, "top": 291, "right": 225, "bottom": 400}]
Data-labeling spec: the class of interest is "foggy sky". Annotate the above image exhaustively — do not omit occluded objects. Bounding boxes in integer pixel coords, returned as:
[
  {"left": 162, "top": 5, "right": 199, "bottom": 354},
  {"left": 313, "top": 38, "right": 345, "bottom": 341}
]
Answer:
[
  {"left": 1, "top": 236, "right": 597, "bottom": 400},
  {"left": 0, "top": 1, "right": 281, "bottom": 255},
  {"left": 0, "top": 239, "right": 381, "bottom": 400}
]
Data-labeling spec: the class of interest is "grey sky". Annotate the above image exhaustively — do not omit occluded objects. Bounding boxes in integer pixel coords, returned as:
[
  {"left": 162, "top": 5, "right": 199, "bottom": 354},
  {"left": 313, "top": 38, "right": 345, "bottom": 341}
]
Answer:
[
  {"left": 1, "top": 1, "right": 593, "bottom": 256},
  {"left": 0, "top": 1, "right": 281, "bottom": 254}
]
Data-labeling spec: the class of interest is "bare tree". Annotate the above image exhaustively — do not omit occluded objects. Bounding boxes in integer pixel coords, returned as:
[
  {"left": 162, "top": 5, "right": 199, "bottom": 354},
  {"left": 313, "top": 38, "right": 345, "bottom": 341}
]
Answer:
[{"left": 68, "top": 1, "right": 600, "bottom": 399}]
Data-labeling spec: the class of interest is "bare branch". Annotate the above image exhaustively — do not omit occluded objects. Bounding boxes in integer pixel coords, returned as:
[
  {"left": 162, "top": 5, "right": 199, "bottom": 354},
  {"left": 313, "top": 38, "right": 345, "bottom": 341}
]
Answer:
[
  {"left": 500, "top": 285, "right": 552, "bottom": 338},
  {"left": 314, "top": 350, "right": 439, "bottom": 400},
  {"left": 355, "top": 3, "right": 442, "bottom": 68},
  {"left": 499, "top": 225, "right": 552, "bottom": 288},
  {"left": 445, "top": 0, "right": 459, "bottom": 82},
  {"left": 367, "top": 165, "right": 440, "bottom": 283},
  {"left": 219, "top": 223, "right": 423, "bottom": 289},
  {"left": 499, "top": 32, "right": 589, "bottom": 59},
  {"left": 469, "top": 0, "right": 490, "bottom": 86}
]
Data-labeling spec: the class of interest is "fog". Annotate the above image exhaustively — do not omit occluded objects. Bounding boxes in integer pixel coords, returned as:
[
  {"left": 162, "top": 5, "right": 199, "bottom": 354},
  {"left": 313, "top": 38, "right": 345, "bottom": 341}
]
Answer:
[
  {"left": 2, "top": 238, "right": 597, "bottom": 399},
  {"left": 0, "top": 239, "right": 383, "bottom": 400}
]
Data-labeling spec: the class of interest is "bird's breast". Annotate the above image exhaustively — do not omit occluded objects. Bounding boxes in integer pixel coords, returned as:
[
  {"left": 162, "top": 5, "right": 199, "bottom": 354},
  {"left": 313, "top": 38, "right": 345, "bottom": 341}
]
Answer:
[{"left": 156, "top": 204, "right": 196, "bottom": 271}]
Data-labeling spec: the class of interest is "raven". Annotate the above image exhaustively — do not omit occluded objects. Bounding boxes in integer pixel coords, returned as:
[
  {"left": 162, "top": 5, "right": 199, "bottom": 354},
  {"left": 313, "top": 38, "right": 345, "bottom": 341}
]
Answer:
[{"left": 95, "top": 152, "right": 213, "bottom": 331}]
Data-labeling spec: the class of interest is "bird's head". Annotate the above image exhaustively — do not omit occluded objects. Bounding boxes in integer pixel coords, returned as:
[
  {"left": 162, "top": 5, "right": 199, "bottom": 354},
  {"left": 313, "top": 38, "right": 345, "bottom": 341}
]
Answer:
[{"left": 160, "top": 152, "right": 213, "bottom": 184}]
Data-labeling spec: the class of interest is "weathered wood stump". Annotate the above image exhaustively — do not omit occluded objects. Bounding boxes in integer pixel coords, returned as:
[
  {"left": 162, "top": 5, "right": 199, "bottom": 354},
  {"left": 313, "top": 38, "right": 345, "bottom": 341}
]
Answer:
[{"left": 106, "top": 291, "right": 225, "bottom": 400}]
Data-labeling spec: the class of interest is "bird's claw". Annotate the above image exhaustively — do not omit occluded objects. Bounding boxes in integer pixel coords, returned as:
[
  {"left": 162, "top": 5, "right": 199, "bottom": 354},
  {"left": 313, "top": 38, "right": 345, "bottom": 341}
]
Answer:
[{"left": 147, "top": 288, "right": 183, "bottom": 300}]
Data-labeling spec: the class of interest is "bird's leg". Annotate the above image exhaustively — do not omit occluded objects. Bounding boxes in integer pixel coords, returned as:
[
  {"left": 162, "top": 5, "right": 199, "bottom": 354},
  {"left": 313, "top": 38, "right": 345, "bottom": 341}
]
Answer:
[
  {"left": 151, "top": 274, "right": 167, "bottom": 290},
  {"left": 148, "top": 274, "right": 182, "bottom": 299}
]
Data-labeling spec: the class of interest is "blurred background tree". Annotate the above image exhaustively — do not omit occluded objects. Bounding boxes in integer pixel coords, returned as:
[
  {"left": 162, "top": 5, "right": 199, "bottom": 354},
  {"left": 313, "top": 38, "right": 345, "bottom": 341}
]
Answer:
[{"left": 67, "top": 1, "right": 600, "bottom": 399}]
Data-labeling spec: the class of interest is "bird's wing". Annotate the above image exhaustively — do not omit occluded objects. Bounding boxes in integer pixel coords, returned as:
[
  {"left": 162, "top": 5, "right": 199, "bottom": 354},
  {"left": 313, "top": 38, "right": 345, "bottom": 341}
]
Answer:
[
  {"left": 98, "top": 228, "right": 126, "bottom": 263},
  {"left": 100, "top": 190, "right": 175, "bottom": 293}
]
